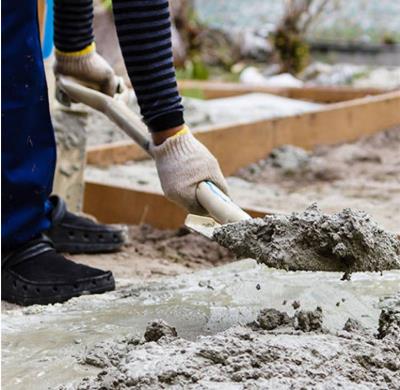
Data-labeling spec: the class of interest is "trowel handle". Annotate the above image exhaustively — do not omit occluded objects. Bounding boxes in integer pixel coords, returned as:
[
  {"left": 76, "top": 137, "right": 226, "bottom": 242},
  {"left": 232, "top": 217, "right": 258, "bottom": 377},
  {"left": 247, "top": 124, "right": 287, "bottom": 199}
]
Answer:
[
  {"left": 196, "top": 181, "right": 251, "bottom": 224},
  {"left": 57, "top": 77, "right": 250, "bottom": 224}
]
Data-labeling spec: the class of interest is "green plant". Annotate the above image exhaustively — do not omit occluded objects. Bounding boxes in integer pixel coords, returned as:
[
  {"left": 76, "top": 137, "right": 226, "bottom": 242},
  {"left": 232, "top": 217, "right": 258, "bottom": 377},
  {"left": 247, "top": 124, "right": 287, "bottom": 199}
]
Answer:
[{"left": 272, "top": 0, "right": 330, "bottom": 75}]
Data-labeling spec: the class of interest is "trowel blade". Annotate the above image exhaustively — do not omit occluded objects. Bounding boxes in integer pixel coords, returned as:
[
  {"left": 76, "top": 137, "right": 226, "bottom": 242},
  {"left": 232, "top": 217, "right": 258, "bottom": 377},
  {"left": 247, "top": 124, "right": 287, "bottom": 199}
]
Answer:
[{"left": 184, "top": 214, "right": 221, "bottom": 239}]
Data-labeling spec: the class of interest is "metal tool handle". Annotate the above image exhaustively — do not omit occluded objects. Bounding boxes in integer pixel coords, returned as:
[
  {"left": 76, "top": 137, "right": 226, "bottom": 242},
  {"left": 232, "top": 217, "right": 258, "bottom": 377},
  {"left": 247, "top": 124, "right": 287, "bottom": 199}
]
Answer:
[{"left": 57, "top": 76, "right": 250, "bottom": 224}]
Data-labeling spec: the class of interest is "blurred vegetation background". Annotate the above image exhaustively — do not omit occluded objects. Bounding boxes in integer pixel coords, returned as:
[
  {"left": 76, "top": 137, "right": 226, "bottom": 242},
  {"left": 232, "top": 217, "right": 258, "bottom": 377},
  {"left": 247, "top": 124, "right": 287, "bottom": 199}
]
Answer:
[{"left": 96, "top": 0, "right": 400, "bottom": 86}]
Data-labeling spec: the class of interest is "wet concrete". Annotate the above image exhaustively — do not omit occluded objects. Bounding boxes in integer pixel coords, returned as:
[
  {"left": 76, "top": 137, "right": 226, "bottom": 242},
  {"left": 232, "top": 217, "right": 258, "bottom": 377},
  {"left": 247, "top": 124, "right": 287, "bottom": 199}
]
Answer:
[
  {"left": 214, "top": 204, "right": 400, "bottom": 273},
  {"left": 60, "top": 296, "right": 399, "bottom": 389},
  {"left": 2, "top": 259, "right": 400, "bottom": 389}
]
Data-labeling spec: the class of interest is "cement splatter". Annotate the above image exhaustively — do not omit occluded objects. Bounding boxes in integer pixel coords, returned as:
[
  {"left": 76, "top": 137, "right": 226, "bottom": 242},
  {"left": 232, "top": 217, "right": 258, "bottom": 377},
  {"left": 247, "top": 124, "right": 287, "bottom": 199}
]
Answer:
[
  {"left": 256, "top": 306, "right": 324, "bottom": 332},
  {"left": 343, "top": 318, "right": 365, "bottom": 333},
  {"left": 213, "top": 204, "right": 400, "bottom": 273},
  {"left": 144, "top": 320, "right": 178, "bottom": 342},
  {"left": 294, "top": 307, "right": 324, "bottom": 332},
  {"left": 377, "top": 293, "right": 400, "bottom": 342},
  {"left": 60, "top": 300, "right": 400, "bottom": 390},
  {"left": 256, "top": 308, "right": 290, "bottom": 330}
]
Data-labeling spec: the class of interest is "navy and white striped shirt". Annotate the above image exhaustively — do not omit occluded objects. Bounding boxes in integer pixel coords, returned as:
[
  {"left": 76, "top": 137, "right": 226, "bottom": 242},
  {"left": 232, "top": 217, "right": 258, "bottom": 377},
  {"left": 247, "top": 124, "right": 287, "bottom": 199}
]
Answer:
[{"left": 54, "top": 0, "right": 184, "bottom": 132}]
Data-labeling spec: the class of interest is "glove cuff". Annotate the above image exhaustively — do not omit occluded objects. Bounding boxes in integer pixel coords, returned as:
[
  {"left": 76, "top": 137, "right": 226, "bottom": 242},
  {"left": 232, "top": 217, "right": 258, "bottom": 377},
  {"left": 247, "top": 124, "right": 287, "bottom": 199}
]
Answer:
[
  {"left": 151, "top": 130, "right": 200, "bottom": 160},
  {"left": 55, "top": 42, "right": 96, "bottom": 58}
]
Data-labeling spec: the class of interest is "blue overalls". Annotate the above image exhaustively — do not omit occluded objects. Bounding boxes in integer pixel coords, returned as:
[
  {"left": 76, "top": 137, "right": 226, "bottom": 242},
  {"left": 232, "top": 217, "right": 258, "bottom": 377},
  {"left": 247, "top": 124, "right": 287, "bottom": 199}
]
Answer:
[{"left": 2, "top": 1, "right": 56, "bottom": 250}]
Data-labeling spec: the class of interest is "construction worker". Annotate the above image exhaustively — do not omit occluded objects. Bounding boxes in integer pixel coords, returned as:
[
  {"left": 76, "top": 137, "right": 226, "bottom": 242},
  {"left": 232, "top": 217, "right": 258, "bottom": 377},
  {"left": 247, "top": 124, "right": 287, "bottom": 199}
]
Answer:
[{"left": 2, "top": 0, "right": 228, "bottom": 306}]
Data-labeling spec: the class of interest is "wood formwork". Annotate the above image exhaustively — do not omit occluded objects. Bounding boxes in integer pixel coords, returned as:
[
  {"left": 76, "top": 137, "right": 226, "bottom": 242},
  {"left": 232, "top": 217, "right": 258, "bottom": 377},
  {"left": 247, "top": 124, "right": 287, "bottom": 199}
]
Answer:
[
  {"left": 84, "top": 89, "right": 400, "bottom": 229},
  {"left": 178, "top": 80, "right": 386, "bottom": 103},
  {"left": 84, "top": 87, "right": 400, "bottom": 228},
  {"left": 87, "top": 90, "right": 400, "bottom": 176},
  {"left": 84, "top": 181, "right": 270, "bottom": 229}
]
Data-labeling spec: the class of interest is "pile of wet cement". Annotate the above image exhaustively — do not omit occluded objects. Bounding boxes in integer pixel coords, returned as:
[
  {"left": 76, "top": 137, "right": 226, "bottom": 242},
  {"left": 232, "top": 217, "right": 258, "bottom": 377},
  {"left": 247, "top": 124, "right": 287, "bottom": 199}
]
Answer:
[
  {"left": 237, "top": 126, "right": 400, "bottom": 186},
  {"left": 59, "top": 299, "right": 400, "bottom": 389},
  {"left": 213, "top": 204, "right": 400, "bottom": 273}
]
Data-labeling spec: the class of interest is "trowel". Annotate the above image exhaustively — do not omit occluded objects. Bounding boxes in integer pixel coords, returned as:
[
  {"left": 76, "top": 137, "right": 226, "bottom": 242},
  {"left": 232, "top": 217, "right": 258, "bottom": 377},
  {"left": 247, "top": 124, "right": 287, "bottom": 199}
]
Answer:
[{"left": 57, "top": 77, "right": 251, "bottom": 239}]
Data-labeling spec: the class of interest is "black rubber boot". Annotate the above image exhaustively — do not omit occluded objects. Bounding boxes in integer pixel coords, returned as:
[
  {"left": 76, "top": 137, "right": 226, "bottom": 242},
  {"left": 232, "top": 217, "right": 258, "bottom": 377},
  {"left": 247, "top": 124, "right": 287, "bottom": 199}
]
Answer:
[
  {"left": 45, "top": 195, "right": 125, "bottom": 254},
  {"left": 2, "top": 236, "right": 115, "bottom": 306}
]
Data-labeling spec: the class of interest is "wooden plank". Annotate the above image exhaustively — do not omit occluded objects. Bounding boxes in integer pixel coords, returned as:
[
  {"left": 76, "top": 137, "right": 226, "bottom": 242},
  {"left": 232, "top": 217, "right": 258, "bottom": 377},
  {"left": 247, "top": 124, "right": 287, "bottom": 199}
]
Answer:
[
  {"left": 38, "top": 0, "right": 46, "bottom": 43},
  {"left": 87, "top": 91, "right": 400, "bottom": 174},
  {"left": 87, "top": 140, "right": 148, "bottom": 167},
  {"left": 178, "top": 80, "right": 386, "bottom": 103},
  {"left": 84, "top": 181, "right": 186, "bottom": 229},
  {"left": 84, "top": 181, "right": 271, "bottom": 229}
]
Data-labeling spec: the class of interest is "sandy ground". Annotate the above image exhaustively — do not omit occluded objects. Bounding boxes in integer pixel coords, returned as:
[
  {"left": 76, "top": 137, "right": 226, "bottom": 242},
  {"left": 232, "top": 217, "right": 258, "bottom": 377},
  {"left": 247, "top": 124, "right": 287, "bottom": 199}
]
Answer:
[
  {"left": 234, "top": 125, "right": 400, "bottom": 233},
  {"left": 69, "top": 225, "right": 234, "bottom": 281}
]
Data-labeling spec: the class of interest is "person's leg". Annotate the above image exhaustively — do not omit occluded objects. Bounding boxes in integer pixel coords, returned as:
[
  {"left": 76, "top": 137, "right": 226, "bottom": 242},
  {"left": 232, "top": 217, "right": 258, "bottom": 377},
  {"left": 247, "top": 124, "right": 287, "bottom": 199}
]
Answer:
[
  {"left": 2, "top": 0, "right": 56, "bottom": 251},
  {"left": 1, "top": 0, "right": 115, "bottom": 305},
  {"left": 46, "top": 0, "right": 125, "bottom": 253}
]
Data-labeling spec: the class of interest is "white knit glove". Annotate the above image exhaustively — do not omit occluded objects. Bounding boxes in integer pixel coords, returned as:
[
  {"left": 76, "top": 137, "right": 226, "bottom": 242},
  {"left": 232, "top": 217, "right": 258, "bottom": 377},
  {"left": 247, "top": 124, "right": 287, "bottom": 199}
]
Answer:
[
  {"left": 151, "top": 129, "right": 229, "bottom": 214},
  {"left": 54, "top": 43, "right": 118, "bottom": 96}
]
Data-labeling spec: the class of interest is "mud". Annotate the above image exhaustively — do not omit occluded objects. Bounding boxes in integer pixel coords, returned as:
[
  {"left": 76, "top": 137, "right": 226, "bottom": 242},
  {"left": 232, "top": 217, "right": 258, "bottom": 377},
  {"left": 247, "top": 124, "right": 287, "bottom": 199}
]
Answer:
[
  {"left": 214, "top": 204, "right": 400, "bottom": 273},
  {"left": 256, "top": 306, "right": 324, "bottom": 332},
  {"left": 60, "top": 297, "right": 400, "bottom": 390},
  {"left": 3, "top": 259, "right": 399, "bottom": 389},
  {"left": 256, "top": 308, "right": 290, "bottom": 330},
  {"left": 144, "top": 320, "right": 178, "bottom": 342},
  {"left": 127, "top": 224, "right": 234, "bottom": 268},
  {"left": 237, "top": 126, "right": 400, "bottom": 186},
  {"left": 343, "top": 318, "right": 365, "bottom": 333},
  {"left": 294, "top": 307, "right": 324, "bottom": 332},
  {"left": 377, "top": 293, "right": 400, "bottom": 342}
]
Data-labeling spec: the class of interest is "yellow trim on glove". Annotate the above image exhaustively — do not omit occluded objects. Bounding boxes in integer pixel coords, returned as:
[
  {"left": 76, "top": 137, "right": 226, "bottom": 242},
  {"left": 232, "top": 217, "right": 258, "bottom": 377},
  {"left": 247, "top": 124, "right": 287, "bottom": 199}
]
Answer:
[
  {"left": 170, "top": 125, "right": 190, "bottom": 139},
  {"left": 55, "top": 42, "right": 96, "bottom": 57}
]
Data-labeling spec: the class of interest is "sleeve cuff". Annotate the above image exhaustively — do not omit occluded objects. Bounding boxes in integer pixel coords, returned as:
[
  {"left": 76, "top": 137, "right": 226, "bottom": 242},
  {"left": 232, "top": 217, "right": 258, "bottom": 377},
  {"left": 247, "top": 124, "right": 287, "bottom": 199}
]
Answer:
[{"left": 147, "top": 110, "right": 184, "bottom": 133}]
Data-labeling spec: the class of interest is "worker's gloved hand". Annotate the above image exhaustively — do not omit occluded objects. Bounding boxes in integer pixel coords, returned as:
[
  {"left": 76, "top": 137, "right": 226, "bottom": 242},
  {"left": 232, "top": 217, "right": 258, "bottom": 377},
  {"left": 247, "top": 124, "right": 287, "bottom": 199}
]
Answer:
[
  {"left": 151, "top": 127, "right": 228, "bottom": 214},
  {"left": 54, "top": 42, "right": 118, "bottom": 96}
]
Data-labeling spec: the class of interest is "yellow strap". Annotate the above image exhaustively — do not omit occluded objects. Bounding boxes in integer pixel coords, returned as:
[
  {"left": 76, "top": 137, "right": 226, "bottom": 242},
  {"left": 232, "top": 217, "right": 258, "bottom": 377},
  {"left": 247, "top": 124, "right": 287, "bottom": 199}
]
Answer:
[
  {"left": 56, "top": 42, "right": 96, "bottom": 57},
  {"left": 170, "top": 125, "right": 190, "bottom": 139}
]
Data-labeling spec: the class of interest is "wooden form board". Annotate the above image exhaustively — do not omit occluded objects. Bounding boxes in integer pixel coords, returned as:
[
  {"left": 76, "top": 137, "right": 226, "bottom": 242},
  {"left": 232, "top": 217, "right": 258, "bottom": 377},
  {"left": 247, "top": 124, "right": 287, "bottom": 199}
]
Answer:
[
  {"left": 84, "top": 181, "right": 268, "bottom": 229},
  {"left": 38, "top": 0, "right": 46, "bottom": 42},
  {"left": 87, "top": 90, "right": 400, "bottom": 176},
  {"left": 178, "top": 80, "right": 386, "bottom": 103},
  {"left": 85, "top": 90, "right": 400, "bottom": 229}
]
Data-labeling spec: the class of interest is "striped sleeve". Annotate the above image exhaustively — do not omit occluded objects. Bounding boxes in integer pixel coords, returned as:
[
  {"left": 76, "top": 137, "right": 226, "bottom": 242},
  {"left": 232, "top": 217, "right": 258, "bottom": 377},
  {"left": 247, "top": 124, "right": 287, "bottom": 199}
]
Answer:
[
  {"left": 53, "top": 0, "right": 94, "bottom": 52},
  {"left": 112, "top": 0, "right": 184, "bottom": 132}
]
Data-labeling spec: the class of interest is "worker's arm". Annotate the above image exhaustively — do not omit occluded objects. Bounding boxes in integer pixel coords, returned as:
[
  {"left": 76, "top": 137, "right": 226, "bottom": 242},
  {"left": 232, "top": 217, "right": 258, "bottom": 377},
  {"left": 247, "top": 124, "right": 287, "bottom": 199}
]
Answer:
[
  {"left": 53, "top": 0, "right": 227, "bottom": 213},
  {"left": 110, "top": 0, "right": 227, "bottom": 213},
  {"left": 53, "top": 0, "right": 118, "bottom": 96}
]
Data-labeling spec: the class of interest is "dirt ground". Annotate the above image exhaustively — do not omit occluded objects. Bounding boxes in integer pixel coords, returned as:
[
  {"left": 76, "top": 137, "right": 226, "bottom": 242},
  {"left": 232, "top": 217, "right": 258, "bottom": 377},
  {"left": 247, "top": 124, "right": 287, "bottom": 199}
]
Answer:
[
  {"left": 70, "top": 225, "right": 234, "bottom": 281},
  {"left": 233, "top": 125, "right": 400, "bottom": 233}
]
